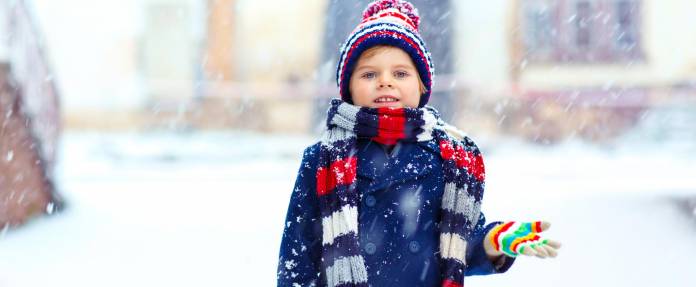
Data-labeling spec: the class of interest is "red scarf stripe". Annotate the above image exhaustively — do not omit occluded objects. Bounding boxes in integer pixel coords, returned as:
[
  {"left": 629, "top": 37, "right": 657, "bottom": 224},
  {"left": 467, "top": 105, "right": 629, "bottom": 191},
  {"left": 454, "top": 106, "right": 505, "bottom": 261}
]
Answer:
[
  {"left": 439, "top": 140, "right": 455, "bottom": 159},
  {"left": 315, "top": 156, "right": 358, "bottom": 197},
  {"left": 373, "top": 107, "right": 405, "bottom": 145},
  {"left": 438, "top": 140, "right": 486, "bottom": 182},
  {"left": 441, "top": 279, "right": 463, "bottom": 287}
]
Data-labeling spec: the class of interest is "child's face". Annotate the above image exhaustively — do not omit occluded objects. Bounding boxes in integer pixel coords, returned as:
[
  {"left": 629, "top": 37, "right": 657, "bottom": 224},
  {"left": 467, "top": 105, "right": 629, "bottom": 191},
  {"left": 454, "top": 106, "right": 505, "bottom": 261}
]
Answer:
[{"left": 349, "top": 46, "right": 421, "bottom": 109}]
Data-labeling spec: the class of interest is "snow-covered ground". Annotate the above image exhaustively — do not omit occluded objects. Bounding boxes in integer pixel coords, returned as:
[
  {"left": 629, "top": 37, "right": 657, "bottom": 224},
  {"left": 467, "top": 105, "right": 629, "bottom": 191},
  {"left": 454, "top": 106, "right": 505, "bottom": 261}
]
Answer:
[{"left": 0, "top": 131, "right": 695, "bottom": 287}]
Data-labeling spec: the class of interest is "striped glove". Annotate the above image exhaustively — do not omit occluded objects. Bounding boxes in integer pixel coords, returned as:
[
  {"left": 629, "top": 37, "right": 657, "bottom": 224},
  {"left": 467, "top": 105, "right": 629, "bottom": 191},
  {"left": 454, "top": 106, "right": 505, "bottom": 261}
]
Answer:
[{"left": 489, "top": 221, "right": 561, "bottom": 258}]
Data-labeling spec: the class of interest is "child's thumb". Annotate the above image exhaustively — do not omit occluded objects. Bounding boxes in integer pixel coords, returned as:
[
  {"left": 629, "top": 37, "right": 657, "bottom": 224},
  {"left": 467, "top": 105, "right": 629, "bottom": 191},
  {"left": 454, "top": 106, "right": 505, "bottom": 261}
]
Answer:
[{"left": 538, "top": 221, "right": 551, "bottom": 232}]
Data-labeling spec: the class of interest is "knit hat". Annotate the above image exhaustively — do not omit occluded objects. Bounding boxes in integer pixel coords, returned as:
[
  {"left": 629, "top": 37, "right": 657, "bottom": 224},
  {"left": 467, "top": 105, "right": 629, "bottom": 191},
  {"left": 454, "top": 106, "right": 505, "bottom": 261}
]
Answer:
[{"left": 336, "top": 0, "right": 434, "bottom": 108}]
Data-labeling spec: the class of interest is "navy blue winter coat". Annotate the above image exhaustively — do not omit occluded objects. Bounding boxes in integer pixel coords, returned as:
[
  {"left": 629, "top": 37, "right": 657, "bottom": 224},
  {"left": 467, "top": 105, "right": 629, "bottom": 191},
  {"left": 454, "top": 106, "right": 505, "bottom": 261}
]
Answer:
[{"left": 277, "top": 137, "right": 515, "bottom": 287}]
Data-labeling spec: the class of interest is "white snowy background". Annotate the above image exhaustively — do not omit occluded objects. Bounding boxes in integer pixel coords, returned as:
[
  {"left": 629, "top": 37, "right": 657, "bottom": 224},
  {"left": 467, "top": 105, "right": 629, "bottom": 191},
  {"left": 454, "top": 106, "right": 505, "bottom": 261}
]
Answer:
[
  {"left": 2, "top": 0, "right": 696, "bottom": 286},
  {"left": 0, "top": 128, "right": 695, "bottom": 287}
]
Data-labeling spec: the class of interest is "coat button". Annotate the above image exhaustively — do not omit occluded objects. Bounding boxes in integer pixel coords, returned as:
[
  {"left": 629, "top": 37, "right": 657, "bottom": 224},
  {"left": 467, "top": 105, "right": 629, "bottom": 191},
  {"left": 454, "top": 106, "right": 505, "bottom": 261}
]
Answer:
[
  {"left": 408, "top": 240, "right": 420, "bottom": 253},
  {"left": 364, "top": 242, "right": 376, "bottom": 255},
  {"left": 364, "top": 195, "right": 376, "bottom": 207}
]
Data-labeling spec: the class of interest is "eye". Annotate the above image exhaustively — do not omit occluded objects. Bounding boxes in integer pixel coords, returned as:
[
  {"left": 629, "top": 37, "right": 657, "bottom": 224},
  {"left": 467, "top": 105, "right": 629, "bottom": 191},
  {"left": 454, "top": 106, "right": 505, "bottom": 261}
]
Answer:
[
  {"left": 361, "top": 72, "right": 376, "bottom": 79},
  {"left": 394, "top": 71, "right": 409, "bottom": 78}
]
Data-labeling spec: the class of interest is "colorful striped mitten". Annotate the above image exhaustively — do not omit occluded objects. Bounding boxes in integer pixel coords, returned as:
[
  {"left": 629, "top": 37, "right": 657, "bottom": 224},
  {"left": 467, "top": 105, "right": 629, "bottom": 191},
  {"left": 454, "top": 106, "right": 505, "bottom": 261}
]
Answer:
[{"left": 489, "top": 221, "right": 549, "bottom": 257}]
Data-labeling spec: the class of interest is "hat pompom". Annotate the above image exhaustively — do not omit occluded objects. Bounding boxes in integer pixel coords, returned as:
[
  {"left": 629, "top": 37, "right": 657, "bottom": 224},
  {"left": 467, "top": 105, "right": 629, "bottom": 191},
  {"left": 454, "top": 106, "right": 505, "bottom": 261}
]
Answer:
[{"left": 362, "top": 0, "right": 420, "bottom": 30}]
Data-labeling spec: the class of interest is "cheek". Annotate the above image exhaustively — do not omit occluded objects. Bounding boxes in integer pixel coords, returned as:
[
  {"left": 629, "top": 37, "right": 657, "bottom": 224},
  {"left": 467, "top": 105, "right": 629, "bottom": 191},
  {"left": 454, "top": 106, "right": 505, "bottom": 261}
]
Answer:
[
  {"left": 401, "top": 80, "right": 422, "bottom": 107},
  {"left": 350, "top": 79, "right": 372, "bottom": 103}
]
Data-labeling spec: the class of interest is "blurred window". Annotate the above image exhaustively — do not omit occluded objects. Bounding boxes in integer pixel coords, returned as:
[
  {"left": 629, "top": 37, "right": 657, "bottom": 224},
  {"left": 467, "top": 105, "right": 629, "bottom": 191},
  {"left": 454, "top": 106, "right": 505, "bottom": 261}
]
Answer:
[
  {"left": 614, "top": 0, "right": 639, "bottom": 49},
  {"left": 574, "top": 1, "right": 592, "bottom": 48},
  {"left": 521, "top": 0, "right": 643, "bottom": 63}
]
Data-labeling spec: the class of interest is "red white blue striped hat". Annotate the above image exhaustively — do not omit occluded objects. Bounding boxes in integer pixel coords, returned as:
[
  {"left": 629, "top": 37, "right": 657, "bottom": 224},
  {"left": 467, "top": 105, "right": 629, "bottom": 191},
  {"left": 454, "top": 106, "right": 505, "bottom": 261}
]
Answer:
[{"left": 336, "top": 0, "right": 434, "bottom": 107}]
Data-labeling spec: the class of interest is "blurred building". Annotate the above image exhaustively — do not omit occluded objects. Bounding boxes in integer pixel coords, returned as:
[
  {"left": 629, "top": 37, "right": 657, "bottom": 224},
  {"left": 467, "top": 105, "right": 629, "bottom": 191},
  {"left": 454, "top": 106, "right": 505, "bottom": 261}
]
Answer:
[
  {"left": 26, "top": 0, "right": 696, "bottom": 140},
  {"left": 187, "top": 0, "right": 326, "bottom": 132},
  {"left": 446, "top": 0, "right": 696, "bottom": 143},
  {"left": 499, "top": 0, "right": 696, "bottom": 142}
]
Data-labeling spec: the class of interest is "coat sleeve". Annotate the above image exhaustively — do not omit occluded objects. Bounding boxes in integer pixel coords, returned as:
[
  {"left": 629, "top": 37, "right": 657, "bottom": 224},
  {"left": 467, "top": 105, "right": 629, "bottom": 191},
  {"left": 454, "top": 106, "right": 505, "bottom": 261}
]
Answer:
[
  {"left": 465, "top": 212, "right": 516, "bottom": 276},
  {"left": 277, "top": 144, "right": 324, "bottom": 287},
  {"left": 458, "top": 136, "right": 516, "bottom": 276}
]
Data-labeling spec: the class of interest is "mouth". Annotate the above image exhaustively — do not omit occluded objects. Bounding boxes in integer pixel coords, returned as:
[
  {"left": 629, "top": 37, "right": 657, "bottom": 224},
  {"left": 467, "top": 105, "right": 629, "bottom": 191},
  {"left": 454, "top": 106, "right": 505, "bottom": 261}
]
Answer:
[{"left": 373, "top": 96, "right": 400, "bottom": 104}]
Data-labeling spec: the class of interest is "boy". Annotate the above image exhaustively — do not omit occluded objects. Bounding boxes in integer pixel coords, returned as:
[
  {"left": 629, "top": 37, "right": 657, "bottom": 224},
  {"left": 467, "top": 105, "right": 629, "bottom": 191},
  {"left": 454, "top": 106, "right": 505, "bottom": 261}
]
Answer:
[{"left": 277, "top": 1, "right": 561, "bottom": 286}]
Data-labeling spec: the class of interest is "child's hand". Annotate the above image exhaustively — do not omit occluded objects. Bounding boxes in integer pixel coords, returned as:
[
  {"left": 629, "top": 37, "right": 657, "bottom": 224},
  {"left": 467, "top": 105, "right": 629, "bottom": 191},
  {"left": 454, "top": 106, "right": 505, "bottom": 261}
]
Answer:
[{"left": 484, "top": 221, "right": 562, "bottom": 259}]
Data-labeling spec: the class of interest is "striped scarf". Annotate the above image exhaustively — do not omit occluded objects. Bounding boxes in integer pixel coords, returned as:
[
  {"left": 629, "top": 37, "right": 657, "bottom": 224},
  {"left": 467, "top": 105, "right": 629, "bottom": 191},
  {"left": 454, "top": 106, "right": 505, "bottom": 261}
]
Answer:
[{"left": 317, "top": 99, "right": 486, "bottom": 287}]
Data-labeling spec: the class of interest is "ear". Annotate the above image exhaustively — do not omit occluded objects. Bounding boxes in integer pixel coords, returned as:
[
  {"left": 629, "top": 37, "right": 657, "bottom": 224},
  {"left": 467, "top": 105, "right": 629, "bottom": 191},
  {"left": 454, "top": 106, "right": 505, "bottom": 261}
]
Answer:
[{"left": 347, "top": 91, "right": 355, "bottom": 104}]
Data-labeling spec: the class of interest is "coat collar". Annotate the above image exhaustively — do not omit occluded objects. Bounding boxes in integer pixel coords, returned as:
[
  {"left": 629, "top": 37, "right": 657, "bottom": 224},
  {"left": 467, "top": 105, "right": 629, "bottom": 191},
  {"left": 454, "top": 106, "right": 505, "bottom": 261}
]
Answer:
[
  {"left": 355, "top": 139, "right": 441, "bottom": 188},
  {"left": 417, "top": 137, "right": 441, "bottom": 156}
]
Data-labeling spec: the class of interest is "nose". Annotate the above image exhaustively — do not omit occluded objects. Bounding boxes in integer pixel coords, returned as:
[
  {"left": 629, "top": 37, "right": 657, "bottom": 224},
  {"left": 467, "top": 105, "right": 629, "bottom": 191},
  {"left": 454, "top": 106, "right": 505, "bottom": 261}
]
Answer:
[{"left": 378, "top": 75, "right": 393, "bottom": 88}]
